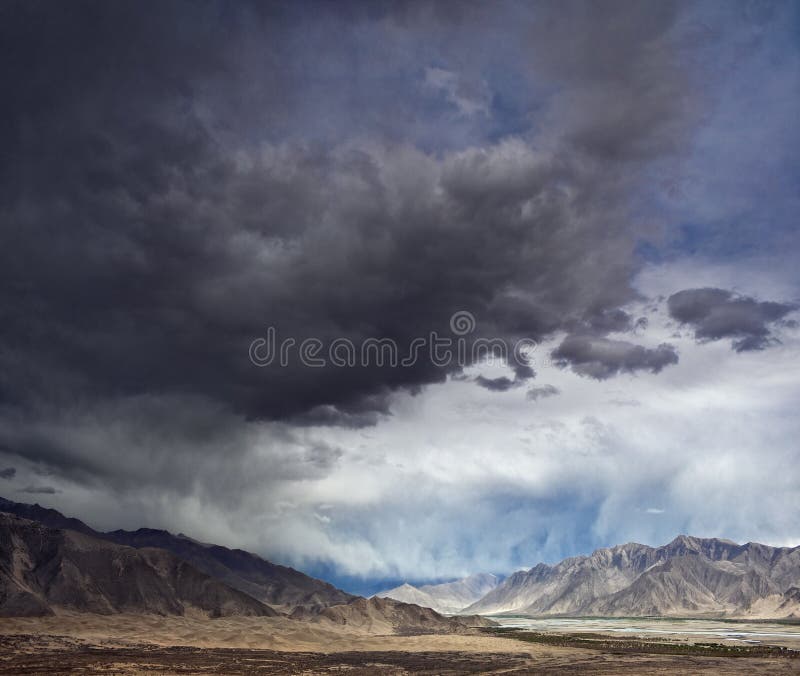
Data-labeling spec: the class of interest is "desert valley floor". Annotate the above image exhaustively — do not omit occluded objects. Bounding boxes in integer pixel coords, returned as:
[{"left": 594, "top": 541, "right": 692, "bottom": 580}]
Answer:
[{"left": 1, "top": 613, "right": 799, "bottom": 675}]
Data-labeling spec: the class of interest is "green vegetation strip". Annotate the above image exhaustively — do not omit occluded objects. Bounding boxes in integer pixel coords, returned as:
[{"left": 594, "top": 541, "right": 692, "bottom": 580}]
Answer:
[{"left": 483, "top": 628, "right": 800, "bottom": 659}]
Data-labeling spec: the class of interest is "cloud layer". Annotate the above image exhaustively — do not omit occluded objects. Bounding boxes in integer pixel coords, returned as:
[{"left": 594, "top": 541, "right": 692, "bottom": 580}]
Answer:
[
  {"left": 0, "top": 0, "right": 696, "bottom": 426},
  {"left": 0, "top": 1, "right": 798, "bottom": 589},
  {"left": 668, "top": 288, "right": 795, "bottom": 351},
  {"left": 552, "top": 336, "right": 679, "bottom": 379}
]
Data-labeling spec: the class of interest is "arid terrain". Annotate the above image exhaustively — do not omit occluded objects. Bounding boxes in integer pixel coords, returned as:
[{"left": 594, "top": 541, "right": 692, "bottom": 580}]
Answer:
[{"left": 1, "top": 613, "right": 800, "bottom": 674}]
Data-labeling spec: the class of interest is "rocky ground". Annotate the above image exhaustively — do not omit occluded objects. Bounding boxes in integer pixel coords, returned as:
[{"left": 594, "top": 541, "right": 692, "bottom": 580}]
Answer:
[{"left": 1, "top": 624, "right": 799, "bottom": 674}]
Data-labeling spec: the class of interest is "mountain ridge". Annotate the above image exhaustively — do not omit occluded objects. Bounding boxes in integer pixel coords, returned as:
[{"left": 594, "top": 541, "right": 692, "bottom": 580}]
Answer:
[
  {"left": 3, "top": 496, "right": 798, "bottom": 621},
  {"left": 0, "top": 510, "right": 496, "bottom": 635},
  {"left": 0, "top": 512, "right": 276, "bottom": 618},
  {"left": 0, "top": 497, "right": 353, "bottom": 612},
  {"left": 464, "top": 535, "right": 800, "bottom": 618}
]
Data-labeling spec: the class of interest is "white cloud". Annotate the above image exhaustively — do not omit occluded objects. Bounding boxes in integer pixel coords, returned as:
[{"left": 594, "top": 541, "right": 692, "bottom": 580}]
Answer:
[{"left": 423, "top": 67, "right": 491, "bottom": 118}]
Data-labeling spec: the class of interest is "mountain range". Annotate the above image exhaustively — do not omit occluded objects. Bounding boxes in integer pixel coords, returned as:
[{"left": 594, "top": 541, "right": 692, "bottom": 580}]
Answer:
[
  {"left": 0, "top": 497, "right": 352, "bottom": 613},
  {"left": 0, "top": 497, "right": 492, "bottom": 632},
  {"left": 464, "top": 535, "right": 800, "bottom": 618},
  {"left": 0, "top": 512, "right": 273, "bottom": 618},
  {"left": 375, "top": 573, "right": 501, "bottom": 614},
  {"left": 2, "top": 497, "right": 798, "bottom": 621}
]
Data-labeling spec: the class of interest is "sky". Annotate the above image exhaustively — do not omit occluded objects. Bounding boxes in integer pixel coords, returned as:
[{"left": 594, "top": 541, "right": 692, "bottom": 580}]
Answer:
[{"left": 1, "top": 0, "right": 798, "bottom": 596}]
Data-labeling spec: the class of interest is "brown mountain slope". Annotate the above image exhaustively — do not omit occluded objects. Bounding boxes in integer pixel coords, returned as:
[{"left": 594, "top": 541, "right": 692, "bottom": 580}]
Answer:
[
  {"left": 0, "top": 497, "right": 353, "bottom": 612},
  {"left": 105, "top": 528, "right": 354, "bottom": 612},
  {"left": 0, "top": 513, "right": 276, "bottom": 618},
  {"left": 302, "top": 596, "right": 495, "bottom": 634}
]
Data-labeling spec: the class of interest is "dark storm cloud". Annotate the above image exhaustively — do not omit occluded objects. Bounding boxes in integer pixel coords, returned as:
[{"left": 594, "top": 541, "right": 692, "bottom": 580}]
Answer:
[
  {"left": 668, "top": 288, "right": 795, "bottom": 352},
  {"left": 0, "top": 1, "right": 698, "bottom": 492},
  {"left": 527, "top": 384, "right": 560, "bottom": 401},
  {"left": 304, "top": 442, "right": 345, "bottom": 470},
  {"left": 291, "top": 405, "right": 389, "bottom": 429},
  {"left": 563, "top": 308, "right": 651, "bottom": 337},
  {"left": 585, "top": 309, "right": 636, "bottom": 334},
  {"left": 20, "top": 485, "right": 60, "bottom": 495},
  {"left": 475, "top": 361, "right": 534, "bottom": 392},
  {"left": 552, "top": 335, "right": 679, "bottom": 380},
  {"left": 0, "top": 393, "right": 346, "bottom": 510},
  {"left": 0, "top": 467, "right": 16, "bottom": 480},
  {"left": 511, "top": 363, "right": 536, "bottom": 381},
  {"left": 475, "top": 376, "right": 519, "bottom": 392}
]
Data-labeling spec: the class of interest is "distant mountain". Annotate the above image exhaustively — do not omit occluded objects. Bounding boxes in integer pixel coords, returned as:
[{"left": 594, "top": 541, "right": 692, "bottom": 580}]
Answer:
[
  {"left": 299, "top": 596, "right": 496, "bottom": 634},
  {"left": 0, "top": 513, "right": 274, "bottom": 618},
  {"left": 0, "top": 497, "right": 353, "bottom": 612},
  {"left": 376, "top": 573, "right": 501, "bottom": 614},
  {"left": 464, "top": 535, "right": 800, "bottom": 618}
]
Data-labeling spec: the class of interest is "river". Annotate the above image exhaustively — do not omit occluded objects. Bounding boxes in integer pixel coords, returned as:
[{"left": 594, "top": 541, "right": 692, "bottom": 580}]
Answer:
[{"left": 490, "top": 616, "right": 800, "bottom": 649}]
